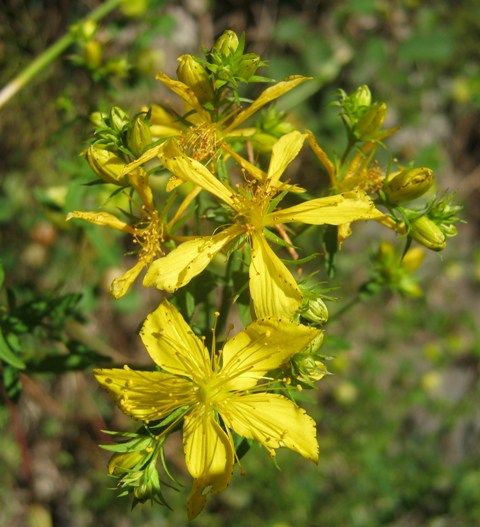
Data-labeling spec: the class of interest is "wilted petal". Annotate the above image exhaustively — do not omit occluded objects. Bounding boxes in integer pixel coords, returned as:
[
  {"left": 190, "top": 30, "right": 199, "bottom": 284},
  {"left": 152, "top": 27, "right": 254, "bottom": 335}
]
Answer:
[
  {"left": 140, "top": 299, "right": 210, "bottom": 378},
  {"left": 249, "top": 231, "right": 302, "bottom": 319},
  {"left": 184, "top": 409, "right": 234, "bottom": 520},
  {"left": 111, "top": 260, "right": 145, "bottom": 299},
  {"left": 267, "top": 190, "right": 384, "bottom": 226},
  {"left": 306, "top": 130, "right": 335, "bottom": 184},
  {"left": 94, "top": 367, "right": 194, "bottom": 423},
  {"left": 143, "top": 226, "right": 243, "bottom": 292},
  {"left": 221, "top": 393, "right": 319, "bottom": 462},
  {"left": 221, "top": 318, "right": 320, "bottom": 390}
]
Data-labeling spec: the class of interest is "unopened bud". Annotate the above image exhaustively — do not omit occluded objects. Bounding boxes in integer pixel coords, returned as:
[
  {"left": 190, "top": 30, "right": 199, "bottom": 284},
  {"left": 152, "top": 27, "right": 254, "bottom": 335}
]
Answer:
[
  {"left": 410, "top": 216, "right": 446, "bottom": 251},
  {"left": 110, "top": 106, "right": 130, "bottom": 133},
  {"left": 355, "top": 102, "right": 387, "bottom": 139},
  {"left": 377, "top": 241, "right": 395, "bottom": 261},
  {"left": 127, "top": 116, "right": 152, "bottom": 157},
  {"left": 90, "top": 111, "right": 107, "bottom": 128},
  {"left": 383, "top": 167, "right": 433, "bottom": 204},
  {"left": 237, "top": 54, "right": 261, "bottom": 80},
  {"left": 77, "top": 20, "right": 97, "bottom": 41},
  {"left": 351, "top": 85, "right": 371, "bottom": 108},
  {"left": 402, "top": 246, "right": 426, "bottom": 273},
  {"left": 108, "top": 450, "right": 145, "bottom": 475},
  {"left": 83, "top": 39, "right": 102, "bottom": 69},
  {"left": 176, "top": 55, "right": 214, "bottom": 104},
  {"left": 301, "top": 297, "right": 329, "bottom": 325},
  {"left": 84, "top": 145, "right": 127, "bottom": 185},
  {"left": 213, "top": 30, "right": 239, "bottom": 56}
]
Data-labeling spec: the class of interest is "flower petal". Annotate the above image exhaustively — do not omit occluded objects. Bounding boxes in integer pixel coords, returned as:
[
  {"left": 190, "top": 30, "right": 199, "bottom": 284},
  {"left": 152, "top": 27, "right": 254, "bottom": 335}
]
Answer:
[
  {"left": 267, "top": 190, "right": 384, "bottom": 226},
  {"left": 221, "top": 393, "right": 319, "bottom": 463},
  {"left": 66, "top": 211, "right": 133, "bottom": 233},
  {"left": 110, "top": 260, "right": 145, "bottom": 299},
  {"left": 225, "top": 75, "right": 312, "bottom": 132},
  {"left": 184, "top": 409, "right": 234, "bottom": 520},
  {"left": 140, "top": 299, "right": 210, "bottom": 378},
  {"left": 249, "top": 231, "right": 302, "bottom": 319},
  {"left": 143, "top": 226, "right": 243, "bottom": 292},
  {"left": 156, "top": 72, "right": 210, "bottom": 119},
  {"left": 221, "top": 318, "right": 321, "bottom": 390},
  {"left": 160, "top": 140, "right": 235, "bottom": 206},
  {"left": 306, "top": 130, "right": 335, "bottom": 185},
  {"left": 94, "top": 366, "right": 194, "bottom": 423},
  {"left": 267, "top": 131, "right": 306, "bottom": 186},
  {"left": 220, "top": 143, "right": 265, "bottom": 182}
]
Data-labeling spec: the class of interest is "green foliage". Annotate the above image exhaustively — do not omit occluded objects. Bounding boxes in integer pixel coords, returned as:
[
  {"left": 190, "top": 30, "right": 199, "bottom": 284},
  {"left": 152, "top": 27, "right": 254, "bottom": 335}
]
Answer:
[{"left": 0, "top": 273, "right": 111, "bottom": 400}]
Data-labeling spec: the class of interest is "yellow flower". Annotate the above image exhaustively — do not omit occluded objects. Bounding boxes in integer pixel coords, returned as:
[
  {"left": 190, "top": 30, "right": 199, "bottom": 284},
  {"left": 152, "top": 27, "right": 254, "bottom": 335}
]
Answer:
[
  {"left": 307, "top": 135, "right": 393, "bottom": 244},
  {"left": 142, "top": 131, "right": 384, "bottom": 318},
  {"left": 67, "top": 170, "right": 166, "bottom": 299},
  {"left": 128, "top": 74, "right": 311, "bottom": 167},
  {"left": 94, "top": 299, "right": 320, "bottom": 519}
]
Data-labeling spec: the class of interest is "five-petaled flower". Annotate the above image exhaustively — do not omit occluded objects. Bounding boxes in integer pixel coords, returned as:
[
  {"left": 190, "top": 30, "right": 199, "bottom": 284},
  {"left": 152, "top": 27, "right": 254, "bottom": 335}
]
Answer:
[
  {"left": 94, "top": 299, "right": 321, "bottom": 519},
  {"left": 140, "top": 130, "right": 384, "bottom": 318}
]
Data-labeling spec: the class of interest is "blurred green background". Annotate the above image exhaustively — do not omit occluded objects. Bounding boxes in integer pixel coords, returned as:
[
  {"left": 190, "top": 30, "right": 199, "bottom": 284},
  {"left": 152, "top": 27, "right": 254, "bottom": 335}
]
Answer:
[{"left": 1, "top": 1, "right": 479, "bottom": 526}]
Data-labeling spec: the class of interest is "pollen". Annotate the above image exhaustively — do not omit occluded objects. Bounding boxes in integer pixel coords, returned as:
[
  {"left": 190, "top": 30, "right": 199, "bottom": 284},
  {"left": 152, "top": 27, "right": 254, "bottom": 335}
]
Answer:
[
  {"left": 132, "top": 207, "right": 165, "bottom": 264},
  {"left": 180, "top": 123, "right": 219, "bottom": 161}
]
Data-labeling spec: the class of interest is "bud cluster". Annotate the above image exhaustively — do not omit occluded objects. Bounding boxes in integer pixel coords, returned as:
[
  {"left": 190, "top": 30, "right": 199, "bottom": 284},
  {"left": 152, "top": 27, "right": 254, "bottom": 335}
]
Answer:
[
  {"left": 337, "top": 85, "right": 391, "bottom": 142},
  {"left": 206, "top": 30, "right": 268, "bottom": 89},
  {"left": 103, "top": 429, "right": 171, "bottom": 507},
  {"left": 407, "top": 193, "right": 462, "bottom": 251},
  {"left": 83, "top": 106, "right": 152, "bottom": 185}
]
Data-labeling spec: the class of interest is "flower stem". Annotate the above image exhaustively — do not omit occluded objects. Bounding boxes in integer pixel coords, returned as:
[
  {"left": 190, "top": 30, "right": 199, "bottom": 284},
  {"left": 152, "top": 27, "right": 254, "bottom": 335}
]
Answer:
[{"left": 0, "top": 0, "right": 122, "bottom": 110}]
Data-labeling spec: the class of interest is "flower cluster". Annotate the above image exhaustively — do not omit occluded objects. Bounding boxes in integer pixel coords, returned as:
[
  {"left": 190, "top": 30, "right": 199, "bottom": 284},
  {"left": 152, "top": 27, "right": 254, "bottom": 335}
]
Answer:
[{"left": 68, "top": 31, "right": 460, "bottom": 518}]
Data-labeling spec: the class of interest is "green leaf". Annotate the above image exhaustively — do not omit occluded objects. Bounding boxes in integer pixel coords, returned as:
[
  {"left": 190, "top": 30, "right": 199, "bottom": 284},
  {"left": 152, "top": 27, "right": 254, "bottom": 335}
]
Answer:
[{"left": 0, "top": 329, "right": 26, "bottom": 369}]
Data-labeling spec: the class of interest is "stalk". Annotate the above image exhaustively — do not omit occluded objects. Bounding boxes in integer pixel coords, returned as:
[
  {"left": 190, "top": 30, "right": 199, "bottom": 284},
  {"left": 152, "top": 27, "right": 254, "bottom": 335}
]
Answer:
[{"left": 0, "top": 0, "right": 122, "bottom": 109}]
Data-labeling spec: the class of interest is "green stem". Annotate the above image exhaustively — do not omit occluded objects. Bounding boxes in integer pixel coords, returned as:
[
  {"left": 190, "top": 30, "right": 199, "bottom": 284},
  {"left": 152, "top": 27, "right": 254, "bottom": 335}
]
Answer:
[
  {"left": 340, "top": 136, "right": 355, "bottom": 167},
  {"left": 0, "top": 0, "right": 122, "bottom": 110}
]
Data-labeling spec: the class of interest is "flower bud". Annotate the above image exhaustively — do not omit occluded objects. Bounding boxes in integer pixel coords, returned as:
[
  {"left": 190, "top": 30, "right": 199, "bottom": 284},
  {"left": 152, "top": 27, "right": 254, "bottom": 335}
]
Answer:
[
  {"left": 213, "top": 30, "right": 239, "bottom": 56},
  {"left": 410, "top": 216, "right": 446, "bottom": 251},
  {"left": 237, "top": 54, "right": 261, "bottom": 80},
  {"left": 127, "top": 116, "right": 152, "bottom": 157},
  {"left": 296, "top": 355, "right": 327, "bottom": 383},
  {"left": 77, "top": 20, "right": 97, "bottom": 41},
  {"left": 351, "top": 85, "right": 371, "bottom": 108},
  {"left": 402, "top": 246, "right": 425, "bottom": 273},
  {"left": 84, "top": 145, "right": 127, "bottom": 185},
  {"left": 354, "top": 102, "right": 387, "bottom": 139},
  {"left": 110, "top": 106, "right": 130, "bottom": 133},
  {"left": 108, "top": 450, "right": 145, "bottom": 475},
  {"left": 176, "top": 55, "right": 214, "bottom": 104},
  {"left": 301, "top": 297, "right": 329, "bottom": 325},
  {"left": 383, "top": 167, "right": 433, "bottom": 204},
  {"left": 121, "top": 0, "right": 149, "bottom": 17},
  {"left": 83, "top": 39, "right": 102, "bottom": 69},
  {"left": 90, "top": 111, "right": 107, "bottom": 128}
]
